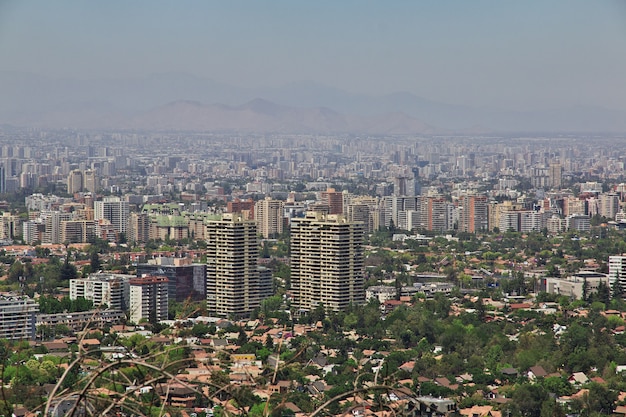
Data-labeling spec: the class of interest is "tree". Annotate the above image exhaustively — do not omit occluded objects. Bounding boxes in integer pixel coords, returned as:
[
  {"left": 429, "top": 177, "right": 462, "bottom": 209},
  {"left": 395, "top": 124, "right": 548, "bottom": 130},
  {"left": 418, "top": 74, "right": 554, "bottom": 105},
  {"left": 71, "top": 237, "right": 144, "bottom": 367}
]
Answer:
[
  {"left": 584, "top": 382, "right": 617, "bottom": 415},
  {"left": 540, "top": 399, "right": 566, "bottom": 417},
  {"left": 595, "top": 281, "right": 610, "bottom": 305},
  {"left": 59, "top": 252, "right": 78, "bottom": 281},
  {"left": 7, "top": 260, "right": 27, "bottom": 283},
  {"left": 582, "top": 278, "right": 589, "bottom": 302},
  {"left": 512, "top": 384, "right": 548, "bottom": 417},
  {"left": 90, "top": 251, "right": 101, "bottom": 272},
  {"left": 612, "top": 275, "right": 623, "bottom": 300}
]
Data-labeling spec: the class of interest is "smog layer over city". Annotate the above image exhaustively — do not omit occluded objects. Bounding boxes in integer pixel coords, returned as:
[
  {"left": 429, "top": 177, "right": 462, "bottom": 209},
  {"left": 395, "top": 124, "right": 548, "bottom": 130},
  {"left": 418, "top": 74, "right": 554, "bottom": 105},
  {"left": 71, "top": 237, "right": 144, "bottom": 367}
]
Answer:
[{"left": 1, "top": 2, "right": 626, "bottom": 417}]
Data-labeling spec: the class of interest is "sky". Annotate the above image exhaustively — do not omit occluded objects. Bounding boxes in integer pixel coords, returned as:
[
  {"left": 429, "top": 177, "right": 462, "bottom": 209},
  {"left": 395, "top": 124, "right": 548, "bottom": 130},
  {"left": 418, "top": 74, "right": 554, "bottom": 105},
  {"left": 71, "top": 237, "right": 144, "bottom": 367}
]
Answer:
[{"left": 1, "top": 1, "right": 626, "bottom": 111}]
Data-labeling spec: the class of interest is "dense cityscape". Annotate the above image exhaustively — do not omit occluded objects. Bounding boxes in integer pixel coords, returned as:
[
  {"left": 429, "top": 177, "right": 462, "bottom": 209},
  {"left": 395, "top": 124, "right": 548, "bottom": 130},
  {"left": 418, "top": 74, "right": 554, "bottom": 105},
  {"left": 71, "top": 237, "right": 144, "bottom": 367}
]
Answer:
[{"left": 1, "top": 127, "right": 626, "bottom": 416}]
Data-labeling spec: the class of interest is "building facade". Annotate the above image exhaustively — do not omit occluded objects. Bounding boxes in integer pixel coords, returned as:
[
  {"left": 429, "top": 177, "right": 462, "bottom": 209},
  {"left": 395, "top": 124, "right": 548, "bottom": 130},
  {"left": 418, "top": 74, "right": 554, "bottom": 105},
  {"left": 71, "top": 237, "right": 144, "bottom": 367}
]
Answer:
[
  {"left": 137, "top": 257, "right": 206, "bottom": 302},
  {"left": 291, "top": 211, "right": 364, "bottom": 313},
  {"left": 70, "top": 273, "right": 132, "bottom": 311},
  {"left": 0, "top": 296, "right": 39, "bottom": 340},
  {"left": 254, "top": 197, "right": 284, "bottom": 238},
  {"left": 205, "top": 213, "right": 261, "bottom": 318},
  {"left": 94, "top": 197, "right": 129, "bottom": 236},
  {"left": 129, "top": 275, "right": 169, "bottom": 324},
  {"left": 459, "top": 194, "right": 488, "bottom": 233}
]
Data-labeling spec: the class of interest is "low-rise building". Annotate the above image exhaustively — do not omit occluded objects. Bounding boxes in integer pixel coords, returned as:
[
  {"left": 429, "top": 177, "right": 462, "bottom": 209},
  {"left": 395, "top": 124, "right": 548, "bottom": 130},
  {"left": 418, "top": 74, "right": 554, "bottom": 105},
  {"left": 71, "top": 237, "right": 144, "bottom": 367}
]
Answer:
[
  {"left": 542, "top": 271, "right": 609, "bottom": 300},
  {"left": 37, "top": 309, "right": 125, "bottom": 331},
  {"left": 0, "top": 295, "right": 39, "bottom": 340},
  {"left": 70, "top": 273, "right": 132, "bottom": 311}
]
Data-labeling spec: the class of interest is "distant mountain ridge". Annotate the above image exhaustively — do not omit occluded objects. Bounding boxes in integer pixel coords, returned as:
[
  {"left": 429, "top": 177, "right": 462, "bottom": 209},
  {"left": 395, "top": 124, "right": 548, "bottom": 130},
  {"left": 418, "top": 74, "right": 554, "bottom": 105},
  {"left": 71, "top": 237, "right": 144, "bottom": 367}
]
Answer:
[
  {"left": 0, "top": 71, "right": 625, "bottom": 133},
  {"left": 125, "top": 99, "right": 438, "bottom": 134}
]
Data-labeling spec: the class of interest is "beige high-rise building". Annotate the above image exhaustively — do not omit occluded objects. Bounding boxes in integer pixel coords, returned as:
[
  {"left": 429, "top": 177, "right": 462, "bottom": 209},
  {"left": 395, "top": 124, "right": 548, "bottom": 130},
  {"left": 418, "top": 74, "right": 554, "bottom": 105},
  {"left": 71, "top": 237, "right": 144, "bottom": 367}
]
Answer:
[
  {"left": 41, "top": 211, "right": 72, "bottom": 244},
  {"left": 67, "top": 169, "right": 83, "bottom": 194},
  {"left": 291, "top": 211, "right": 364, "bottom": 313},
  {"left": 205, "top": 213, "right": 261, "bottom": 318},
  {"left": 128, "top": 212, "right": 150, "bottom": 243},
  {"left": 254, "top": 197, "right": 284, "bottom": 238},
  {"left": 549, "top": 163, "right": 563, "bottom": 189},
  {"left": 60, "top": 220, "right": 96, "bottom": 243},
  {"left": 0, "top": 212, "right": 20, "bottom": 240},
  {"left": 83, "top": 169, "right": 97, "bottom": 193}
]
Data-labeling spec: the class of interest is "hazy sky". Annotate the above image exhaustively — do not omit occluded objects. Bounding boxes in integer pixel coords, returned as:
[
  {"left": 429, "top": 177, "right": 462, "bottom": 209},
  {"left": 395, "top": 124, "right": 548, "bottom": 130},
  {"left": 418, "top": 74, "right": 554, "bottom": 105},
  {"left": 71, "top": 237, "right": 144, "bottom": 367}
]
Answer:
[{"left": 1, "top": 1, "right": 626, "bottom": 111}]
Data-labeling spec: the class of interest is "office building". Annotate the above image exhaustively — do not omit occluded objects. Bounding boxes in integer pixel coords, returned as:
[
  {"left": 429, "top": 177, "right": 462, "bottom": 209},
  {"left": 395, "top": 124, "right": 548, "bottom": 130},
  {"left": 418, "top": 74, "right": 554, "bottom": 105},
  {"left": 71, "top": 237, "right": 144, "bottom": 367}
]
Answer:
[
  {"left": 137, "top": 257, "right": 206, "bottom": 302},
  {"left": 254, "top": 197, "right": 284, "bottom": 238},
  {"left": 291, "top": 211, "right": 364, "bottom": 313},
  {"left": 205, "top": 213, "right": 261, "bottom": 318},
  {"left": 70, "top": 273, "right": 132, "bottom": 311},
  {"left": 129, "top": 275, "right": 169, "bottom": 324},
  {"left": 543, "top": 272, "right": 609, "bottom": 300},
  {"left": 0, "top": 295, "right": 39, "bottom": 340}
]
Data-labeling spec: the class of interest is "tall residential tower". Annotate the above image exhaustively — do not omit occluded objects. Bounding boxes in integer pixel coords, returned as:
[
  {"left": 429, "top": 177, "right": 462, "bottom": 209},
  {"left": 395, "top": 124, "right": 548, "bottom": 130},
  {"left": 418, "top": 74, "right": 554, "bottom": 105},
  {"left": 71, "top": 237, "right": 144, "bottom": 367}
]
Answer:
[
  {"left": 205, "top": 213, "right": 261, "bottom": 318},
  {"left": 290, "top": 211, "right": 364, "bottom": 313}
]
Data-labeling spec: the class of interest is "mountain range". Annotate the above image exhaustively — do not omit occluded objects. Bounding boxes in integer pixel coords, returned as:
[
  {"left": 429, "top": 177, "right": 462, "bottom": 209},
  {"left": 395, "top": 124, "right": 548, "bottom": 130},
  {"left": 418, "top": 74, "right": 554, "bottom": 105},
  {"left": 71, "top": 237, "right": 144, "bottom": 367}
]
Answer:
[{"left": 1, "top": 71, "right": 625, "bottom": 134}]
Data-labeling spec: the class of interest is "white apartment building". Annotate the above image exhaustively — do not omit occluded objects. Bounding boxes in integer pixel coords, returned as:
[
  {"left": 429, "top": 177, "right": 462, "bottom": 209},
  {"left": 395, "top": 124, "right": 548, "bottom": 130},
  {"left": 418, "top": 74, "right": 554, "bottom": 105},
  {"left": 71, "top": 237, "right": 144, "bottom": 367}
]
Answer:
[
  {"left": 0, "top": 296, "right": 39, "bottom": 340},
  {"left": 609, "top": 256, "right": 626, "bottom": 297},
  {"left": 70, "top": 273, "right": 132, "bottom": 311},
  {"left": 94, "top": 197, "right": 129, "bottom": 235}
]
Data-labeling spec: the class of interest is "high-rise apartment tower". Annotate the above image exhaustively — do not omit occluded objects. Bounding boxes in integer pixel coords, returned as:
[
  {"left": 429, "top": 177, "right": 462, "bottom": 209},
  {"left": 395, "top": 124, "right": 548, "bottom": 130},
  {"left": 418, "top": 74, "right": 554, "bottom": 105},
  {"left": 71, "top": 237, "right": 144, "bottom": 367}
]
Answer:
[
  {"left": 205, "top": 213, "right": 261, "bottom": 318},
  {"left": 291, "top": 211, "right": 364, "bottom": 313}
]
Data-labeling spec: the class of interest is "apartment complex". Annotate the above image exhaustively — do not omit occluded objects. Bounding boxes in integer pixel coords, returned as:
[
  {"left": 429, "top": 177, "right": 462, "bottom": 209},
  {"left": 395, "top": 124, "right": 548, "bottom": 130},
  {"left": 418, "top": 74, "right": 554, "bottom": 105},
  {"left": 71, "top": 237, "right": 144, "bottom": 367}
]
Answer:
[
  {"left": 0, "top": 295, "right": 39, "bottom": 340},
  {"left": 609, "top": 256, "right": 626, "bottom": 297},
  {"left": 254, "top": 197, "right": 284, "bottom": 238},
  {"left": 205, "top": 213, "right": 261, "bottom": 318},
  {"left": 290, "top": 211, "right": 364, "bottom": 313},
  {"left": 320, "top": 188, "right": 344, "bottom": 215},
  {"left": 459, "top": 194, "right": 488, "bottom": 233},
  {"left": 67, "top": 168, "right": 98, "bottom": 194},
  {"left": 129, "top": 275, "right": 169, "bottom": 324},
  {"left": 69, "top": 273, "right": 132, "bottom": 311},
  {"left": 94, "top": 196, "right": 129, "bottom": 236}
]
